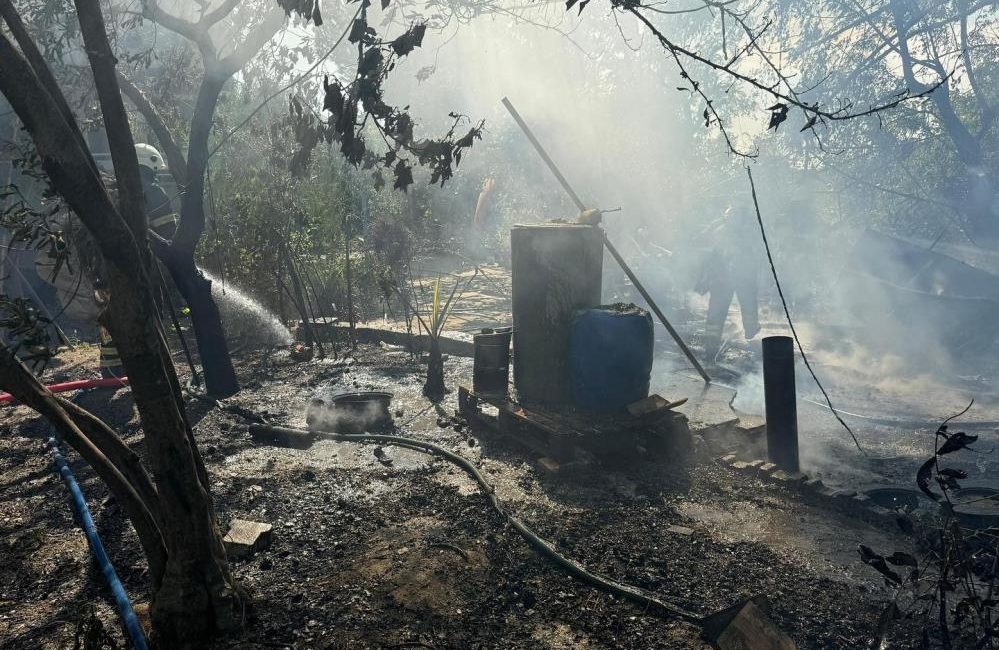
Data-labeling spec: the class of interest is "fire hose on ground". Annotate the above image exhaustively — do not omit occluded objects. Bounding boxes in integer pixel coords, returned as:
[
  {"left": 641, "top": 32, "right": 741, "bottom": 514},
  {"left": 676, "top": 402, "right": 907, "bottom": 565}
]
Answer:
[
  {"left": 47, "top": 434, "right": 149, "bottom": 650},
  {"left": 247, "top": 423, "right": 706, "bottom": 624},
  {"left": 0, "top": 377, "right": 129, "bottom": 406}
]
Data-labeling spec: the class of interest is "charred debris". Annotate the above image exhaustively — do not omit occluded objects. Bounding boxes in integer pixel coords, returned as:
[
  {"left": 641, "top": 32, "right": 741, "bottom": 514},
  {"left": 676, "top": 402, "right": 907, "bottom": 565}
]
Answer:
[{"left": 2, "top": 1, "right": 999, "bottom": 648}]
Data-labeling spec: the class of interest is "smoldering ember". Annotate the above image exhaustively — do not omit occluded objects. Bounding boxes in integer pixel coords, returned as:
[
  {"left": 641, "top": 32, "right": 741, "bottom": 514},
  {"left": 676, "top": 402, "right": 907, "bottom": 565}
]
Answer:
[{"left": 1, "top": 2, "right": 998, "bottom": 650}]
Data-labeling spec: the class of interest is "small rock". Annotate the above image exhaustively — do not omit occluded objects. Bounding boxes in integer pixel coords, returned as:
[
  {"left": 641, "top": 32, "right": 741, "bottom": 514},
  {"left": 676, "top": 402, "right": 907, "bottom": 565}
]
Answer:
[
  {"left": 714, "top": 601, "right": 796, "bottom": 650},
  {"left": 224, "top": 520, "right": 273, "bottom": 559},
  {"left": 666, "top": 525, "right": 695, "bottom": 536},
  {"left": 771, "top": 470, "right": 807, "bottom": 484}
]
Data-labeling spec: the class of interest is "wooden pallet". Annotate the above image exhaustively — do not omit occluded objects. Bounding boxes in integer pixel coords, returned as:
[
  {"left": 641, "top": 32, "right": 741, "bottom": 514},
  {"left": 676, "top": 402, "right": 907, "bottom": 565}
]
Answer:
[{"left": 458, "top": 386, "right": 690, "bottom": 464}]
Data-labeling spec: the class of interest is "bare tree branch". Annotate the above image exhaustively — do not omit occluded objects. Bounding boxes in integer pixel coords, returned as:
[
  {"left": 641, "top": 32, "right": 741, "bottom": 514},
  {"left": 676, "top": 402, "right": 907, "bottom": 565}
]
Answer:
[
  {"left": 217, "top": 6, "right": 285, "bottom": 77},
  {"left": 118, "top": 72, "right": 189, "bottom": 187},
  {"left": 74, "top": 0, "right": 147, "bottom": 239},
  {"left": 200, "top": 0, "right": 242, "bottom": 27},
  {"left": 141, "top": 0, "right": 217, "bottom": 59}
]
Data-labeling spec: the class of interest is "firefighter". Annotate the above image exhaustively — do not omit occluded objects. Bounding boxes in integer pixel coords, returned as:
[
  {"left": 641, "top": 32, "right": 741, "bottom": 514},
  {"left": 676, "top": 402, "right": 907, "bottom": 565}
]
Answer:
[
  {"left": 99, "top": 144, "right": 179, "bottom": 378},
  {"left": 697, "top": 205, "right": 762, "bottom": 364},
  {"left": 135, "top": 143, "right": 178, "bottom": 240}
]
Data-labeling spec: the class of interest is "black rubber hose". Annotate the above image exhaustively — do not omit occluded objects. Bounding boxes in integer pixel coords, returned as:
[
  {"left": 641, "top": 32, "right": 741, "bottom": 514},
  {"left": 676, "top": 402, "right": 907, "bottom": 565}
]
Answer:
[{"left": 247, "top": 423, "right": 702, "bottom": 623}]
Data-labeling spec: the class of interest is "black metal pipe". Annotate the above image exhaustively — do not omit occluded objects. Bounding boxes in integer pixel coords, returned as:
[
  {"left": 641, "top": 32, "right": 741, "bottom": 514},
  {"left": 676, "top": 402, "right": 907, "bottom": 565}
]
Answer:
[{"left": 762, "top": 335, "right": 799, "bottom": 472}]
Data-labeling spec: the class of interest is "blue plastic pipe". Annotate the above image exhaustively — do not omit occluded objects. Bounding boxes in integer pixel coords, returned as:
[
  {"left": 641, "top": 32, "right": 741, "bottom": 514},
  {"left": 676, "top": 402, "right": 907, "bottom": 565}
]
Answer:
[{"left": 47, "top": 436, "right": 149, "bottom": 650}]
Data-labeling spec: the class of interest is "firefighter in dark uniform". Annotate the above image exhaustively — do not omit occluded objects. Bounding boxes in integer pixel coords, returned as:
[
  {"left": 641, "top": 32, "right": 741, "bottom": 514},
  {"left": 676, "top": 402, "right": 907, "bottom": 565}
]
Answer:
[
  {"left": 697, "top": 205, "right": 762, "bottom": 364},
  {"left": 99, "top": 143, "right": 179, "bottom": 378}
]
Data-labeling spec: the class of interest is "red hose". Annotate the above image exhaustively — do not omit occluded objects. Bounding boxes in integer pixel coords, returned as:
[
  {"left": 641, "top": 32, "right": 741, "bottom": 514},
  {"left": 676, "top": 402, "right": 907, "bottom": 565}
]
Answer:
[{"left": 0, "top": 377, "right": 129, "bottom": 405}]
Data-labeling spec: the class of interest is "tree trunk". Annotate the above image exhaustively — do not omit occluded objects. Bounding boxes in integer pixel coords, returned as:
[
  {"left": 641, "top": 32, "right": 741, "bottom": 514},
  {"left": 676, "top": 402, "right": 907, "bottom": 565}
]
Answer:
[
  {"left": 423, "top": 337, "right": 446, "bottom": 401},
  {"left": 155, "top": 74, "right": 241, "bottom": 396},
  {"left": 161, "top": 250, "right": 239, "bottom": 397},
  {"left": 0, "top": 347, "right": 167, "bottom": 588},
  {"left": 0, "top": 1, "right": 255, "bottom": 643},
  {"left": 101, "top": 263, "right": 244, "bottom": 645}
]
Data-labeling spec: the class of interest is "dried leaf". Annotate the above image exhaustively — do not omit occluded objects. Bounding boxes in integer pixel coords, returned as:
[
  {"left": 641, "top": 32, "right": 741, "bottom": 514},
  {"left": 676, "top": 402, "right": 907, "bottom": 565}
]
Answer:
[
  {"left": 859, "top": 545, "right": 902, "bottom": 585},
  {"left": 392, "top": 159, "right": 413, "bottom": 191},
  {"left": 390, "top": 24, "right": 427, "bottom": 57},
  {"left": 938, "top": 431, "right": 977, "bottom": 455},
  {"left": 917, "top": 457, "right": 939, "bottom": 501},
  {"left": 767, "top": 103, "right": 789, "bottom": 131}
]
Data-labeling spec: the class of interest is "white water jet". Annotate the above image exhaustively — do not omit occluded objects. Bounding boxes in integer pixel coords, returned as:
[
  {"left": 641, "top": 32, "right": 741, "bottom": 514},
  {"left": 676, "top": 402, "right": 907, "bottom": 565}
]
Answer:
[{"left": 200, "top": 268, "right": 293, "bottom": 346}]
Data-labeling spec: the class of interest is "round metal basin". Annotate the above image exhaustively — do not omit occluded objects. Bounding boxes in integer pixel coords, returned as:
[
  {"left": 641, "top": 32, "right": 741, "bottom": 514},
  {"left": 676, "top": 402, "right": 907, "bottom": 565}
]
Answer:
[
  {"left": 306, "top": 391, "right": 394, "bottom": 434},
  {"left": 952, "top": 486, "right": 999, "bottom": 529},
  {"left": 864, "top": 487, "right": 926, "bottom": 511}
]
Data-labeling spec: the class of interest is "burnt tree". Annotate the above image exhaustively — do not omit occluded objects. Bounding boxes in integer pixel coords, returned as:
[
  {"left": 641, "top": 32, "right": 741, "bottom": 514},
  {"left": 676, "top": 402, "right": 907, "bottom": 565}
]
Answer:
[
  {"left": 118, "top": 1, "right": 288, "bottom": 396},
  {"left": 0, "top": 0, "right": 243, "bottom": 644}
]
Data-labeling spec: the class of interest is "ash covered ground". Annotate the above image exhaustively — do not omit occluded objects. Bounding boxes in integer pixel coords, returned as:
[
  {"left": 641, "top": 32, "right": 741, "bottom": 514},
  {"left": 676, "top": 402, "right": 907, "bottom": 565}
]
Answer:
[{"left": 0, "top": 342, "right": 920, "bottom": 649}]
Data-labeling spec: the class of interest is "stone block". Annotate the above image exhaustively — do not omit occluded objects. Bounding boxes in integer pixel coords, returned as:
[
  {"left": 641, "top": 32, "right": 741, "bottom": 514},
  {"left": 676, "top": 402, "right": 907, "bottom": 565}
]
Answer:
[
  {"left": 771, "top": 470, "right": 807, "bottom": 485},
  {"left": 716, "top": 601, "right": 797, "bottom": 650},
  {"left": 811, "top": 484, "right": 838, "bottom": 499},
  {"left": 224, "top": 519, "right": 273, "bottom": 558},
  {"left": 759, "top": 462, "right": 777, "bottom": 474},
  {"left": 735, "top": 416, "right": 767, "bottom": 438},
  {"left": 666, "top": 525, "right": 695, "bottom": 536}
]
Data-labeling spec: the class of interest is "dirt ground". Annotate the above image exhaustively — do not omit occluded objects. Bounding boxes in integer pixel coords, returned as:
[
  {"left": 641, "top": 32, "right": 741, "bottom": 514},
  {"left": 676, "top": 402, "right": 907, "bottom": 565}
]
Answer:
[{"left": 0, "top": 341, "right": 919, "bottom": 649}]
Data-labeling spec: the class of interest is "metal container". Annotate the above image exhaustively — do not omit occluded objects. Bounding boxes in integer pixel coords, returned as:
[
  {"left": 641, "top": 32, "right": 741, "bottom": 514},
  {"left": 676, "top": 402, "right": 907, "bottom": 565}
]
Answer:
[
  {"left": 511, "top": 224, "right": 603, "bottom": 404},
  {"left": 306, "top": 391, "right": 393, "bottom": 434},
  {"left": 474, "top": 327, "right": 512, "bottom": 393},
  {"left": 952, "top": 486, "right": 999, "bottom": 529},
  {"left": 864, "top": 487, "right": 926, "bottom": 511}
]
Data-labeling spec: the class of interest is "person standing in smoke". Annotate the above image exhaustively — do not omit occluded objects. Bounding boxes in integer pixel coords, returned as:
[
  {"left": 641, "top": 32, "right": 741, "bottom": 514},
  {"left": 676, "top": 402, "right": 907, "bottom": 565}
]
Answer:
[
  {"left": 696, "top": 204, "right": 762, "bottom": 363},
  {"left": 98, "top": 144, "right": 179, "bottom": 378},
  {"left": 466, "top": 177, "right": 497, "bottom": 259}
]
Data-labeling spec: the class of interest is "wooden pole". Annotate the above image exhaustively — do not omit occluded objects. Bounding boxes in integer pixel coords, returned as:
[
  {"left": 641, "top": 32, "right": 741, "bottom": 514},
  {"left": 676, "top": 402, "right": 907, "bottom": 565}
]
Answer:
[
  {"left": 501, "top": 97, "right": 710, "bottom": 383},
  {"left": 601, "top": 234, "right": 710, "bottom": 383}
]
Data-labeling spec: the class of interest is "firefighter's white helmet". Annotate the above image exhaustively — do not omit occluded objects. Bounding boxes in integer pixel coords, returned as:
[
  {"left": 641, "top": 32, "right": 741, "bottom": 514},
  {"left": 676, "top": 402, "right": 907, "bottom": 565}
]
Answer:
[{"left": 135, "top": 143, "right": 166, "bottom": 171}]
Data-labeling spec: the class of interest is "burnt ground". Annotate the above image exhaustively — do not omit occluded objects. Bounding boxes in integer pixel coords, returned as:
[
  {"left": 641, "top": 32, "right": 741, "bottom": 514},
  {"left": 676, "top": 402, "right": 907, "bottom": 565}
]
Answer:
[{"left": 0, "top": 342, "right": 919, "bottom": 649}]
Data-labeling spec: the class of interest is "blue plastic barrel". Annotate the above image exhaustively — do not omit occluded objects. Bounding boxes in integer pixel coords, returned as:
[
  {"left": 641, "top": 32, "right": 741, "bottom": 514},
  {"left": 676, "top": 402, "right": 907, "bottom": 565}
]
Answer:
[{"left": 569, "top": 305, "right": 654, "bottom": 411}]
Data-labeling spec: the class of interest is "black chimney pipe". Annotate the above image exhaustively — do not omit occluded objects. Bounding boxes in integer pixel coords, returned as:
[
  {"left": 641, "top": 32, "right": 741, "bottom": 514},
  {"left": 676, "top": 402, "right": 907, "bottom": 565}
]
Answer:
[{"left": 762, "top": 335, "right": 799, "bottom": 472}]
